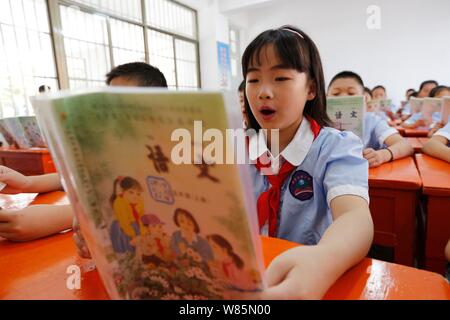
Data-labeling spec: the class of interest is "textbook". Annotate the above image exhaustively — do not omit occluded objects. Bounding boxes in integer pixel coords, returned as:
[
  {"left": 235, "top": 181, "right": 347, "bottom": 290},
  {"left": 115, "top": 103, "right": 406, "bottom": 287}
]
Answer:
[
  {"left": 366, "top": 99, "right": 380, "bottom": 113},
  {"left": 0, "top": 116, "right": 46, "bottom": 149},
  {"left": 379, "top": 99, "right": 392, "bottom": 112},
  {"left": 409, "top": 98, "right": 424, "bottom": 114},
  {"left": 442, "top": 96, "right": 450, "bottom": 125},
  {"left": 422, "top": 98, "right": 442, "bottom": 126},
  {"left": 31, "top": 88, "right": 265, "bottom": 300},
  {"left": 326, "top": 95, "right": 365, "bottom": 139}
]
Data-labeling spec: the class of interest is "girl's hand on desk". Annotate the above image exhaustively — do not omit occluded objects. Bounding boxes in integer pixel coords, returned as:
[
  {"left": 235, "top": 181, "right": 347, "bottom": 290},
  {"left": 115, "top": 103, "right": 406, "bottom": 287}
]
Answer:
[
  {"left": 363, "top": 148, "right": 389, "bottom": 167},
  {"left": 0, "top": 166, "right": 32, "bottom": 194},
  {"left": 261, "top": 245, "right": 333, "bottom": 300},
  {"left": 0, "top": 205, "right": 73, "bottom": 241}
]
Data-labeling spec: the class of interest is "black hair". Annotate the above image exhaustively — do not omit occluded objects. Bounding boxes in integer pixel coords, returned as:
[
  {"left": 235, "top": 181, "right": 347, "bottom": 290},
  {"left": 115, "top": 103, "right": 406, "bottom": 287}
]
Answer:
[
  {"left": 38, "top": 85, "right": 50, "bottom": 93},
  {"left": 106, "top": 62, "right": 168, "bottom": 87},
  {"left": 207, "top": 234, "right": 244, "bottom": 269},
  {"left": 110, "top": 176, "right": 143, "bottom": 205},
  {"left": 328, "top": 71, "right": 365, "bottom": 90},
  {"left": 364, "top": 87, "right": 372, "bottom": 98},
  {"left": 372, "top": 85, "right": 386, "bottom": 93},
  {"left": 406, "top": 88, "right": 415, "bottom": 94},
  {"left": 419, "top": 80, "right": 438, "bottom": 91},
  {"left": 238, "top": 80, "right": 245, "bottom": 92},
  {"left": 410, "top": 91, "right": 418, "bottom": 98},
  {"left": 429, "top": 85, "right": 449, "bottom": 98},
  {"left": 173, "top": 208, "right": 200, "bottom": 234},
  {"left": 241, "top": 25, "right": 331, "bottom": 129}
]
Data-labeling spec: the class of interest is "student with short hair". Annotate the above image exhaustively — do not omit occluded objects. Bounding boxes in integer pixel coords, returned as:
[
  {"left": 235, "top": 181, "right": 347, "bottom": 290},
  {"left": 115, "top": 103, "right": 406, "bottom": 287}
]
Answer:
[{"left": 328, "top": 71, "right": 413, "bottom": 167}]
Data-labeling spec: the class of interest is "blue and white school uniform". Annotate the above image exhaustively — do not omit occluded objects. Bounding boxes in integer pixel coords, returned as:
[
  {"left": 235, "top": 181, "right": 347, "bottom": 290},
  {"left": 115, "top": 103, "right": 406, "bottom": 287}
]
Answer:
[
  {"left": 403, "top": 112, "right": 423, "bottom": 125},
  {"left": 363, "top": 112, "right": 398, "bottom": 150},
  {"left": 248, "top": 118, "right": 369, "bottom": 245},
  {"left": 434, "top": 122, "right": 450, "bottom": 145},
  {"left": 402, "top": 102, "right": 412, "bottom": 116}
]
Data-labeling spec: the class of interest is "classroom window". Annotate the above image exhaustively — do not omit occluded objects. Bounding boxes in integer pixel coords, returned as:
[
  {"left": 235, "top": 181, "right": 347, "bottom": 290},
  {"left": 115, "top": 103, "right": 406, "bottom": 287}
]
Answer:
[
  {"left": 110, "top": 18, "right": 146, "bottom": 66},
  {"left": 60, "top": 5, "right": 111, "bottom": 88},
  {"left": 145, "top": 0, "right": 197, "bottom": 40},
  {"left": 73, "top": 0, "right": 143, "bottom": 23},
  {"left": 0, "top": 0, "right": 201, "bottom": 117},
  {"left": 0, "top": 0, "right": 58, "bottom": 117}
]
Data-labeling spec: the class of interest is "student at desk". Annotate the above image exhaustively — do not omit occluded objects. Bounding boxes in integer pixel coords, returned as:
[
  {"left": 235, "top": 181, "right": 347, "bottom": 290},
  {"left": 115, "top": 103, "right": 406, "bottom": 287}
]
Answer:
[
  {"left": 327, "top": 71, "right": 413, "bottom": 167},
  {"left": 0, "top": 63, "right": 168, "bottom": 242}
]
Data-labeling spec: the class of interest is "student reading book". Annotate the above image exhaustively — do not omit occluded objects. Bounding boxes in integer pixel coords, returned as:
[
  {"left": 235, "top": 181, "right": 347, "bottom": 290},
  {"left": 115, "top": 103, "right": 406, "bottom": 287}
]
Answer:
[
  {"left": 326, "top": 96, "right": 365, "bottom": 139},
  {"left": 327, "top": 71, "right": 413, "bottom": 167},
  {"left": 31, "top": 89, "right": 265, "bottom": 300}
]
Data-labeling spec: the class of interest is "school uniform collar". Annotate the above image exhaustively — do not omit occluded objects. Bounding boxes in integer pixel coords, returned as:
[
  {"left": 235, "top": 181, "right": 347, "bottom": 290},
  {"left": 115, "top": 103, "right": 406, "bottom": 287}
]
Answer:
[{"left": 249, "top": 117, "right": 316, "bottom": 173}]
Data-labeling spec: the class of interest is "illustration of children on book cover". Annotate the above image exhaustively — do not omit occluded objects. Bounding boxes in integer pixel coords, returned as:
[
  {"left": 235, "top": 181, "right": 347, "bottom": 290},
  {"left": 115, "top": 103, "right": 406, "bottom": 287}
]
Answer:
[{"left": 41, "top": 91, "right": 264, "bottom": 300}]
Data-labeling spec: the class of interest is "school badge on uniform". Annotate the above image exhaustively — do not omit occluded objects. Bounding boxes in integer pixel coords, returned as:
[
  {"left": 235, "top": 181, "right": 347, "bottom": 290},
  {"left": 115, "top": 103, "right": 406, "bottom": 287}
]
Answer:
[{"left": 289, "top": 170, "right": 314, "bottom": 201}]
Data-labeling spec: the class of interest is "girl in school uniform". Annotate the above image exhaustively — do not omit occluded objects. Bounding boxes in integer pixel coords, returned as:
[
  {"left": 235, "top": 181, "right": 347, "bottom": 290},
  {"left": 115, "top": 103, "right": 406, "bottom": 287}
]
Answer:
[
  {"left": 327, "top": 71, "right": 413, "bottom": 167},
  {"left": 242, "top": 26, "right": 374, "bottom": 299}
]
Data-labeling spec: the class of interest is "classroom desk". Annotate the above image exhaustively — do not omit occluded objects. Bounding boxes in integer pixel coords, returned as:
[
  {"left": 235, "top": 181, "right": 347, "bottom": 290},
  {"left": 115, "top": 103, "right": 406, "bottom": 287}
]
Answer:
[
  {"left": 368, "top": 157, "right": 422, "bottom": 267},
  {"left": 395, "top": 126, "right": 406, "bottom": 137},
  {"left": 414, "top": 154, "right": 450, "bottom": 275},
  {"left": 403, "top": 127, "right": 429, "bottom": 138},
  {"left": 0, "top": 192, "right": 449, "bottom": 300},
  {"left": 0, "top": 147, "right": 56, "bottom": 175},
  {"left": 1, "top": 227, "right": 449, "bottom": 300},
  {"left": 406, "top": 138, "right": 423, "bottom": 153}
]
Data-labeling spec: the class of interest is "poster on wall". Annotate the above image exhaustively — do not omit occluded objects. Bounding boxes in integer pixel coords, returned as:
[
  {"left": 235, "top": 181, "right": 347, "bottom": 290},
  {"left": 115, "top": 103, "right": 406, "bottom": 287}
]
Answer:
[{"left": 217, "top": 42, "right": 232, "bottom": 91}]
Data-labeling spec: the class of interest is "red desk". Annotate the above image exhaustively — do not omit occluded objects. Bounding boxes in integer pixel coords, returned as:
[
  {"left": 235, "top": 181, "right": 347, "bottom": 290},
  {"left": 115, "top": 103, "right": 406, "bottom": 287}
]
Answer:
[
  {"left": 395, "top": 126, "right": 406, "bottom": 137},
  {"left": 403, "top": 127, "right": 429, "bottom": 138},
  {"left": 0, "top": 147, "right": 56, "bottom": 175},
  {"left": 1, "top": 192, "right": 448, "bottom": 300},
  {"left": 415, "top": 154, "right": 450, "bottom": 274},
  {"left": 368, "top": 157, "right": 422, "bottom": 266}
]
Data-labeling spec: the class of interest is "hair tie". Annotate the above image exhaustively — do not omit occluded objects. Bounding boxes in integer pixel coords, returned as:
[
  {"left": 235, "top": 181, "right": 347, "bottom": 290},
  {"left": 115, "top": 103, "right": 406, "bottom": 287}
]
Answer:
[{"left": 280, "top": 28, "right": 304, "bottom": 39}]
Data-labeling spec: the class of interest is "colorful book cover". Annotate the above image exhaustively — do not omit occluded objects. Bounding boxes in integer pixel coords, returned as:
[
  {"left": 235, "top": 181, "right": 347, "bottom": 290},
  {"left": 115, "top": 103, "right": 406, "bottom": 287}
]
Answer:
[
  {"left": 422, "top": 98, "right": 442, "bottom": 126},
  {"left": 366, "top": 99, "right": 380, "bottom": 113},
  {"left": 379, "top": 99, "right": 392, "bottom": 112},
  {"left": 442, "top": 96, "right": 450, "bottom": 125},
  {"left": 326, "top": 95, "right": 365, "bottom": 139},
  {"left": 31, "top": 89, "right": 265, "bottom": 300},
  {"left": 409, "top": 98, "right": 424, "bottom": 114}
]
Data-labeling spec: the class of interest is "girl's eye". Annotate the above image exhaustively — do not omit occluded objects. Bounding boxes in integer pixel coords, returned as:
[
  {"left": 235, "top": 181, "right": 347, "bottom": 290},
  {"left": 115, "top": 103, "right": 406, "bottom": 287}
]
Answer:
[
  {"left": 275, "top": 77, "right": 290, "bottom": 81},
  {"left": 247, "top": 79, "right": 258, "bottom": 83}
]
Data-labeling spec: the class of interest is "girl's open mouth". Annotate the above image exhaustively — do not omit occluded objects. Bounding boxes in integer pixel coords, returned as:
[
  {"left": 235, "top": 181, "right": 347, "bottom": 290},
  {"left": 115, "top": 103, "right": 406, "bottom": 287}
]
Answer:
[{"left": 259, "top": 107, "right": 276, "bottom": 120}]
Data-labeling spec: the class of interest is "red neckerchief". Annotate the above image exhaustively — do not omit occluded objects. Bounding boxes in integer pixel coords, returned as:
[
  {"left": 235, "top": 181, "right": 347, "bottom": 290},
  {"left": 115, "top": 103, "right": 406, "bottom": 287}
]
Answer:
[{"left": 254, "top": 118, "right": 321, "bottom": 237}]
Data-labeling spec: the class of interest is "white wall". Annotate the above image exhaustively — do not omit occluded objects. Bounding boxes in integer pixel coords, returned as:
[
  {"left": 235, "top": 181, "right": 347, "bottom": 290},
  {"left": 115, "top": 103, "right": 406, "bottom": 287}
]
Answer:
[{"left": 224, "top": 0, "right": 450, "bottom": 104}]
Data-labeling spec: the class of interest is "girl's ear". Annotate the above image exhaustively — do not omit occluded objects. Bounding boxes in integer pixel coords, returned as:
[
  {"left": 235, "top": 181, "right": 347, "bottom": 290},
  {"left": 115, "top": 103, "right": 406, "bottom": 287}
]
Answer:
[{"left": 307, "top": 80, "right": 317, "bottom": 101}]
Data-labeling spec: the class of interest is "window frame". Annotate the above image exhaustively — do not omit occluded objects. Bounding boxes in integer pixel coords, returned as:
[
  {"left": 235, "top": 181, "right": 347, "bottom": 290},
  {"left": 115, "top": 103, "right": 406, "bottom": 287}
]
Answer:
[{"left": 48, "top": 0, "right": 201, "bottom": 89}]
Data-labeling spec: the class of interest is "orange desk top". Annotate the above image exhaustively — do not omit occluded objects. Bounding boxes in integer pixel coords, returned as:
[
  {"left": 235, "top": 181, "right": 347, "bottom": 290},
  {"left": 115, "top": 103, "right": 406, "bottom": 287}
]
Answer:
[
  {"left": 0, "top": 147, "right": 50, "bottom": 154},
  {"left": 1, "top": 192, "right": 449, "bottom": 300},
  {"left": 403, "top": 127, "right": 429, "bottom": 138},
  {"left": 368, "top": 157, "right": 422, "bottom": 190},
  {"left": 415, "top": 154, "right": 450, "bottom": 196}
]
